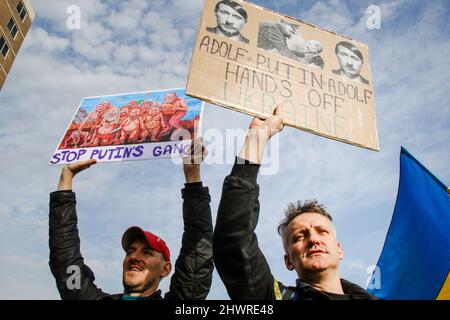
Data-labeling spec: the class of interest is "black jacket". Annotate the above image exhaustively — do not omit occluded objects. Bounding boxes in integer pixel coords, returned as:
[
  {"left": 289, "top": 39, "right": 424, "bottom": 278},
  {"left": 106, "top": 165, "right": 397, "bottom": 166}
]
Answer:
[
  {"left": 213, "top": 159, "right": 377, "bottom": 300},
  {"left": 49, "top": 183, "right": 213, "bottom": 300}
]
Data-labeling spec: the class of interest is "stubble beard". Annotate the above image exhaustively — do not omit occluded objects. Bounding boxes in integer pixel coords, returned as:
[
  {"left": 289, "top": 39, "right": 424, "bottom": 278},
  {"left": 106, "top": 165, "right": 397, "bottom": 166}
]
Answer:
[{"left": 123, "top": 271, "right": 148, "bottom": 294}]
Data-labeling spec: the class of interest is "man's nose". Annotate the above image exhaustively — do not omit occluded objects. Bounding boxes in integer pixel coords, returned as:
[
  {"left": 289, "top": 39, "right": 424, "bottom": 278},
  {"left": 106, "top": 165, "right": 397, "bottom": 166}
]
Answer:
[
  {"left": 128, "top": 250, "right": 142, "bottom": 261},
  {"left": 308, "top": 232, "right": 321, "bottom": 246},
  {"left": 127, "top": 252, "right": 137, "bottom": 261}
]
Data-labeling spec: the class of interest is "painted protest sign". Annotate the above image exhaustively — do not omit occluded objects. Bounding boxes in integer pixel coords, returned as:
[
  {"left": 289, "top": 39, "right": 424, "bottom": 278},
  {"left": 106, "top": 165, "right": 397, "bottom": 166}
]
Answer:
[
  {"left": 187, "top": 0, "right": 379, "bottom": 151},
  {"left": 50, "top": 88, "right": 204, "bottom": 165}
]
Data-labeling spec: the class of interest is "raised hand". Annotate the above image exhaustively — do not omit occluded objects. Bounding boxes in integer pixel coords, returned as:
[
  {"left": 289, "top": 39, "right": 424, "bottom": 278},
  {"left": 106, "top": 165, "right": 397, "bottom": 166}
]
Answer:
[
  {"left": 239, "top": 105, "right": 284, "bottom": 164},
  {"left": 183, "top": 138, "right": 208, "bottom": 184},
  {"left": 248, "top": 105, "right": 284, "bottom": 141},
  {"left": 57, "top": 159, "right": 97, "bottom": 191}
]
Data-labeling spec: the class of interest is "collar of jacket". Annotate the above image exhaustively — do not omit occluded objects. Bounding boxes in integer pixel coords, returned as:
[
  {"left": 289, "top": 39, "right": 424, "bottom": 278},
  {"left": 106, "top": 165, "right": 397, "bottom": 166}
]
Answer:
[
  {"left": 295, "top": 279, "right": 375, "bottom": 300},
  {"left": 107, "top": 289, "right": 163, "bottom": 300}
]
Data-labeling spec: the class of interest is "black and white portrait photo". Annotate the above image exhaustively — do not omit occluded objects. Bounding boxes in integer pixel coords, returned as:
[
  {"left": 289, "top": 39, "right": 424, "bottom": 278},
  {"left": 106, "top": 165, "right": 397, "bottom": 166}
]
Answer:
[
  {"left": 302, "top": 40, "right": 324, "bottom": 70},
  {"left": 332, "top": 41, "right": 369, "bottom": 85},
  {"left": 206, "top": 0, "right": 249, "bottom": 44},
  {"left": 257, "top": 19, "right": 324, "bottom": 69}
]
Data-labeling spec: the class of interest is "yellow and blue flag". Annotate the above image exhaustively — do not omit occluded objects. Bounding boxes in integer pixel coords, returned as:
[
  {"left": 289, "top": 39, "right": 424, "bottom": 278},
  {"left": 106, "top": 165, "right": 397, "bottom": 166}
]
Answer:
[{"left": 368, "top": 147, "right": 450, "bottom": 300}]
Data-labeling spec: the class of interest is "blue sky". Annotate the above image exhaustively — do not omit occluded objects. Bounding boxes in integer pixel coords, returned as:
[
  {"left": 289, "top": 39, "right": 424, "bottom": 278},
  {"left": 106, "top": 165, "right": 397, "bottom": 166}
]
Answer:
[{"left": 0, "top": 0, "right": 449, "bottom": 299}]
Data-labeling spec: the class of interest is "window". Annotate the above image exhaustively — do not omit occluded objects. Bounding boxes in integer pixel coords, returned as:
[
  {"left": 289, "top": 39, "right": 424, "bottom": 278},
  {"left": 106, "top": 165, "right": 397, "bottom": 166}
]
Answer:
[
  {"left": 16, "top": 1, "right": 28, "bottom": 21},
  {"left": 0, "top": 36, "right": 10, "bottom": 58},
  {"left": 7, "top": 18, "right": 18, "bottom": 38}
]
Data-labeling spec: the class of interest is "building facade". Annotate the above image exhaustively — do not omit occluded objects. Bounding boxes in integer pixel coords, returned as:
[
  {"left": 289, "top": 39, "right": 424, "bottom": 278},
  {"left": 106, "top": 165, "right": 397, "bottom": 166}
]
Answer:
[{"left": 0, "top": 0, "right": 35, "bottom": 91}]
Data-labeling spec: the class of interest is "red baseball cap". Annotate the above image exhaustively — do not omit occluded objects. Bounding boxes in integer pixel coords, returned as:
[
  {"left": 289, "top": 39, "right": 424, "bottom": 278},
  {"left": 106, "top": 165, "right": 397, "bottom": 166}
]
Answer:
[{"left": 121, "top": 226, "right": 171, "bottom": 262}]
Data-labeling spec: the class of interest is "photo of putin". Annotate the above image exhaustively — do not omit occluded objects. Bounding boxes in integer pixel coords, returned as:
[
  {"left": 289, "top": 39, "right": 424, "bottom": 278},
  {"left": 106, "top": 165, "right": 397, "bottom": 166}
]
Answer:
[
  {"left": 206, "top": 0, "right": 249, "bottom": 44},
  {"left": 332, "top": 41, "right": 370, "bottom": 85}
]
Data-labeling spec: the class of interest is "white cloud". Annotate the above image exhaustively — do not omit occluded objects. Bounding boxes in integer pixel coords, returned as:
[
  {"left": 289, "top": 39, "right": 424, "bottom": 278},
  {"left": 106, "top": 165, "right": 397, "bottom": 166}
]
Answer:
[
  {"left": 302, "top": 0, "right": 354, "bottom": 33},
  {"left": 113, "top": 44, "right": 136, "bottom": 65},
  {"left": 23, "top": 28, "right": 70, "bottom": 52}
]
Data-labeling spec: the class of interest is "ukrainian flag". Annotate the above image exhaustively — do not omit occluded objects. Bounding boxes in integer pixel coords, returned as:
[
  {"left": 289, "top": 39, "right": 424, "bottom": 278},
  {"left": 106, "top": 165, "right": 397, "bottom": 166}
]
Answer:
[{"left": 368, "top": 147, "right": 450, "bottom": 300}]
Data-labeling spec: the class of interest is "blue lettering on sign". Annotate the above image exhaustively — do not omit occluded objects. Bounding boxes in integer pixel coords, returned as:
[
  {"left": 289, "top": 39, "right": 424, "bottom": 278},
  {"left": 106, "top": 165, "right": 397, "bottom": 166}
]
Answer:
[
  {"left": 51, "top": 146, "right": 146, "bottom": 164},
  {"left": 152, "top": 143, "right": 190, "bottom": 158},
  {"left": 50, "top": 149, "right": 87, "bottom": 164}
]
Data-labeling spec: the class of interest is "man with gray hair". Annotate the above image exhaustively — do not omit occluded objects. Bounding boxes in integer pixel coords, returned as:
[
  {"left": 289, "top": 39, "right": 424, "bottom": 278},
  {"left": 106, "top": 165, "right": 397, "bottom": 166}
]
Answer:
[{"left": 213, "top": 106, "right": 377, "bottom": 300}]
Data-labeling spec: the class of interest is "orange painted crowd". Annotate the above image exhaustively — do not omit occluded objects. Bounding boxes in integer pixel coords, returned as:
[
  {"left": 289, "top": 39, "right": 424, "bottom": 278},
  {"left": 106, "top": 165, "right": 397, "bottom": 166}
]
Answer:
[{"left": 59, "top": 92, "right": 198, "bottom": 149}]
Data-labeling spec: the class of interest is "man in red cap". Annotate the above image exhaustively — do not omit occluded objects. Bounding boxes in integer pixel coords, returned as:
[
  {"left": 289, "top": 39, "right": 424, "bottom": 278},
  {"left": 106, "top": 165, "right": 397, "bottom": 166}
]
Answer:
[
  {"left": 49, "top": 140, "right": 213, "bottom": 300},
  {"left": 120, "top": 227, "right": 172, "bottom": 299}
]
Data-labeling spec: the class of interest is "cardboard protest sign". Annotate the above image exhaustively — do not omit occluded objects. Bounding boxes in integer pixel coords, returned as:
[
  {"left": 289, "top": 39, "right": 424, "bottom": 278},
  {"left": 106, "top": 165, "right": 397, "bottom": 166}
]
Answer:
[
  {"left": 50, "top": 88, "right": 204, "bottom": 165},
  {"left": 187, "top": 0, "right": 379, "bottom": 151}
]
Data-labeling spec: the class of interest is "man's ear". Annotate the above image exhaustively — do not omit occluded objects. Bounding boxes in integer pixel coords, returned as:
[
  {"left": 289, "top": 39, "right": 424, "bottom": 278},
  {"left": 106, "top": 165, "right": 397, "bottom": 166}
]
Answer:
[
  {"left": 160, "top": 261, "right": 172, "bottom": 278},
  {"left": 284, "top": 254, "right": 295, "bottom": 271},
  {"left": 337, "top": 242, "right": 345, "bottom": 260}
]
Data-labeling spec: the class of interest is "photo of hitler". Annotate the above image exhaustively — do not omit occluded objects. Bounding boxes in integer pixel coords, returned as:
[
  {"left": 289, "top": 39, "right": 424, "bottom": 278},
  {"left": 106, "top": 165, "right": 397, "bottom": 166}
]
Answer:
[
  {"left": 206, "top": 0, "right": 249, "bottom": 44},
  {"left": 332, "top": 41, "right": 370, "bottom": 85},
  {"left": 257, "top": 19, "right": 324, "bottom": 69}
]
